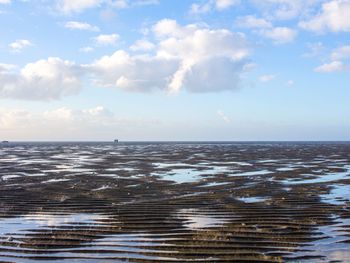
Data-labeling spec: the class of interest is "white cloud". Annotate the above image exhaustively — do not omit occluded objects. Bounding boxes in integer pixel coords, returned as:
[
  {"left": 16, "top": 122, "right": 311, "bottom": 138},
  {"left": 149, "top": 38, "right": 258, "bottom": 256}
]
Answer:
[
  {"left": 88, "top": 19, "right": 250, "bottom": 93},
  {"left": 87, "top": 50, "right": 179, "bottom": 92},
  {"left": 299, "top": 0, "right": 350, "bottom": 32},
  {"left": 259, "top": 74, "right": 276, "bottom": 82},
  {"left": 64, "top": 21, "right": 99, "bottom": 31},
  {"left": 190, "top": 2, "right": 212, "bottom": 14},
  {"left": 129, "top": 39, "right": 155, "bottom": 51},
  {"left": 0, "top": 0, "right": 11, "bottom": 4},
  {"left": 134, "top": 0, "right": 159, "bottom": 6},
  {"left": 302, "top": 42, "right": 325, "bottom": 58},
  {"left": 286, "top": 80, "right": 294, "bottom": 86},
  {"left": 314, "top": 60, "right": 349, "bottom": 72},
  {"left": 190, "top": 0, "right": 239, "bottom": 14},
  {"left": 56, "top": 0, "right": 159, "bottom": 14},
  {"left": 155, "top": 19, "right": 249, "bottom": 93},
  {"left": 79, "top": 46, "right": 94, "bottom": 53},
  {"left": 110, "top": 0, "right": 128, "bottom": 8},
  {"left": 215, "top": 0, "right": 240, "bottom": 10},
  {"left": 9, "top": 39, "right": 32, "bottom": 52},
  {"left": 251, "top": 0, "right": 321, "bottom": 20},
  {"left": 259, "top": 27, "right": 297, "bottom": 44},
  {"left": 0, "top": 106, "right": 159, "bottom": 140},
  {"left": 217, "top": 110, "right": 231, "bottom": 123},
  {"left": 0, "top": 63, "right": 16, "bottom": 72},
  {"left": 94, "top": 33, "right": 119, "bottom": 45},
  {"left": 0, "top": 109, "right": 33, "bottom": 130},
  {"left": 314, "top": 44, "right": 350, "bottom": 73},
  {"left": 1, "top": 20, "right": 251, "bottom": 98},
  {"left": 331, "top": 45, "right": 350, "bottom": 60},
  {"left": 0, "top": 57, "right": 82, "bottom": 100},
  {"left": 43, "top": 106, "right": 113, "bottom": 122},
  {"left": 56, "top": 0, "right": 103, "bottom": 14},
  {"left": 235, "top": 15, "right": 272, "bottom": 28}
]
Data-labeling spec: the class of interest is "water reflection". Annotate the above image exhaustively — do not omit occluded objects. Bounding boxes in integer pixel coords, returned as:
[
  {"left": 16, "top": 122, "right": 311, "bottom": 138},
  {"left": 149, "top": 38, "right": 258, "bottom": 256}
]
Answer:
[{"left": 1, "top": 142, "right": 350, "bottom": 262}]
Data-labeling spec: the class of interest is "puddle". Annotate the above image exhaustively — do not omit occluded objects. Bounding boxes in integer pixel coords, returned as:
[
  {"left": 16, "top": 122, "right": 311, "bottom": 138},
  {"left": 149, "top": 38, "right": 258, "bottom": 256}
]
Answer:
[
  {"left": 156, "top": 168, "right": 206, "bottom": 184},
  {"left": 42, "top": 178, "right": 71, "bottom": 183},
  {"left": 276, "top": 167, "right": 296, "bottom": 172},
  {"left": 290, "top": 217, "right": 350, "bottom": 262},
  {"left": 199, "top": 182, "right": 230, "bottom": 187},
  {"left": 237, "top": 196, "right": 269, "bottom": 203},
  {"left": 1, "top": 175, "right": 21, "bottom": 180},
  {"left": 281, "top": 165, "right": 350, "bottom": 185},
  {"left": 321, "top": 184, "right": 350, "bottom": 205},
  {"left": 231, "top": 170, "right": 273, "bottom": 177},
  {"left": 0, "top": 213, "right": 108, "bottom": 236},
  {"left": 177, "top": 209, "right": 229, "bottom": 230},
  {"left": 93, "top": 185, "right": 112, "bottom": 191}
]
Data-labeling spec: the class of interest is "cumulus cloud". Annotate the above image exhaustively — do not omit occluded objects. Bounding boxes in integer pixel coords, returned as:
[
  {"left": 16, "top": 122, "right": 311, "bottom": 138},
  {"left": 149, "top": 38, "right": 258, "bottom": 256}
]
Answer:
[
  {"left": 190, "top": 0, "right": 239, "bottom": 14},
  {"left": 129, "top": 39, "right": 155, "bottom": 51},
  {"left": 235, "top": 15, "right": 272, "bottom": 28},
  {"left": 286, "top": 80, "right": 294, "bottom": 86},
  {"left": 299, "top": 0, "right": 350, "bottom": 32},
  {"left": 217, "top": 110, "right": 231, "bottom": 123},
  {"left": 87, "top": 50, "right": 179, "bottom": 92},
  {"left": 79, "top": 46, "right": 94, "bottom": 53},
  {"left": 259, "top": 74, "right": 276, "bottom": 82},
  {"left": 0, "top": 63, "right": 16, "bottom": 72},
  {"left": 331, "top": 45, "right": 350, "bottom": 60},
  {"left": 216, "top": 0, "right": 240, "bottom": 10},
  {"left": 56, "top": 0, "right": 103, "bottom": 14},
  {"left": 0, "top": 106, "right": 114, "bottom": 131},
  {"left": 314, "top": 44, "right": 350, "bottom": 73},
  {"left": 56, "top": 0, "right": 159, "bottom": 14},
  {"left": 1, "top": 19, "right": 251, "bottom": 99},
  {"left": 190, "top": 2, "right": 212, "bottom": 14},
  {"left": 259, "top": 27, "right": 297, "bottom": 44},
  {"left": 64, "top": 21, "right": 99, "bottom": 31},
  {"left": 94, "top": 33, "right": 119, "bottom": 45},
  {"left": 250, "top": 0, "right": 321, "bottom": 20},
  {"left": 314, "top": 60, "right": 349, "bottom": 72},
  {"left": 9, "top": 39, "right": 32, "bottom": 52},
  {"left": 302, "top": 42, "right": 325, "bottom": 58},
  {"left": 0, "top": 57, "right": 82, "bottom": 100},
  {"left": 0, "top": 106, "right": 160, "bottom": 140},
  {"left": 88, "top": 19, "right": 250, "bottom": 93}
]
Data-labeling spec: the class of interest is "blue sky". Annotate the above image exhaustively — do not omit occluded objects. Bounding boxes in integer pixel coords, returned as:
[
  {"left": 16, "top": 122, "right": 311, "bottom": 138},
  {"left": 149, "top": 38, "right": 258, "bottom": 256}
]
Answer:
[{"left": 0, "top": 0, "right": 350, "bottom": 141}]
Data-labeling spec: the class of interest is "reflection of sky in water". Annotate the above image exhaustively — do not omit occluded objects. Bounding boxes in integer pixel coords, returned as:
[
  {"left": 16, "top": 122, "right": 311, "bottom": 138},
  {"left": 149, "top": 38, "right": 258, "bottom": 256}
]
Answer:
[
  {"left": 276, "top": 167, "right": 296, "bottom": 172},
  {"left": 0, "top": 213, "right": 108, "bottom": 236},
  {"left": 177, "top": 209, "right": 229, "bottom": 230},
  {"left": 321, "top": 184, "right": 350, "bottom": 205},
  {"left": 281, "top": 165, "right": 350, "bottom": 185},
  {"left": 1, "top": 175, "right": 21, "bottom": 180},
  {"left": 232, "top": 170, "right": 272, "bottom": 177},
  {"left": 153, "top": 163, "right": 235, "bottom": 184},
  {"left": 237, "top": 196, "right": 269, "bottom": 203},
  {"left": 290, "top": 217, "right": 350, "bottom": 262},
  {"left": 199, "top": 182, "right": 229, "bottom": 187},
  {"left": 158, "top": 168, "right": 204, "bottom": 183}
]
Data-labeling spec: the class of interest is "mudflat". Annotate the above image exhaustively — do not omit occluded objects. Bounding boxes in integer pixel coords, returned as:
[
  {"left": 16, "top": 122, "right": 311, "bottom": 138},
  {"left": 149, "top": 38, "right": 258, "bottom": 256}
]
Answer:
[{"left": 1, "top": 142, "right": 350, "bottom": 262}]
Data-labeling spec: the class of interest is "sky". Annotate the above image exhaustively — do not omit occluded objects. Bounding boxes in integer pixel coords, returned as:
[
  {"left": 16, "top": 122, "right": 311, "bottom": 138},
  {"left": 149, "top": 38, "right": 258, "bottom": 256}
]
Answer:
[{"left": 0, "top": 0, "right": 350, "bottom": 141}]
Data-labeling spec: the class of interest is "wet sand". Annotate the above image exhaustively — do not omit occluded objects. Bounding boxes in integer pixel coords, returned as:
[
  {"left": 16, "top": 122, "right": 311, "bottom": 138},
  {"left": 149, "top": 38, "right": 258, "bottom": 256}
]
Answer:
[{"left": 1, "top": 142, "right": 350, "bottom": 262}]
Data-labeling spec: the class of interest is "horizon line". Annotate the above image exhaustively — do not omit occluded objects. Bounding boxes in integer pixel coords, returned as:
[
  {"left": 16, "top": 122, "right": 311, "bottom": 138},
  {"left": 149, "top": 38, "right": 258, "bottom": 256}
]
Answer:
[{"left": 2, "top": 140, "right": 350, "bottom": 143}]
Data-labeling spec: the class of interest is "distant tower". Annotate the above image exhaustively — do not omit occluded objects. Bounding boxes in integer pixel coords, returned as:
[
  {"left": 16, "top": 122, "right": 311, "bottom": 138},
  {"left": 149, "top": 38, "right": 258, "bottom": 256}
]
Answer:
[{"left": 114, "top": 139, "right": 119, "bottom": 143}]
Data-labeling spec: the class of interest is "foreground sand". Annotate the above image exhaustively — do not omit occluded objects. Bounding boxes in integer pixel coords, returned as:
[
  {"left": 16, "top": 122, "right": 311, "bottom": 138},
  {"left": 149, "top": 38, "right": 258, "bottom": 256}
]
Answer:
[{"left": 0, "top": 142, "right": 350, "bottom": 262}]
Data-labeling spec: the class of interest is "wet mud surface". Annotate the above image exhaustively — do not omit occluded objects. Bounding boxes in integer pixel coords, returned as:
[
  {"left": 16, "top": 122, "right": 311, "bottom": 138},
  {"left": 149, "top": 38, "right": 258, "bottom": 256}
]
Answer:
[{"left": 1, "top": 142, "right": 350, "bottom": 262}]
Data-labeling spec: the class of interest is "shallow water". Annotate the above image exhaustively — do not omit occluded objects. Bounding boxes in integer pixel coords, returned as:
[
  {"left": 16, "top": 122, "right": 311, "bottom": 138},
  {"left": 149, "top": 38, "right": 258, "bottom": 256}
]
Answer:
[{"left": 1, "top": 142, "right": 350, "bottom": 262}]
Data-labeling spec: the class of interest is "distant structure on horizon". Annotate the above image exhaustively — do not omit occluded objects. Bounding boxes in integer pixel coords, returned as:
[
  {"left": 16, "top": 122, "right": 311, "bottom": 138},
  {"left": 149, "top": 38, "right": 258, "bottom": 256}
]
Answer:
[
  {"left": 114, "top": 139, "right": 119, "bottom": 143},
  {"left": 1, "top": 141, "right": 9, "bottom": 144}
]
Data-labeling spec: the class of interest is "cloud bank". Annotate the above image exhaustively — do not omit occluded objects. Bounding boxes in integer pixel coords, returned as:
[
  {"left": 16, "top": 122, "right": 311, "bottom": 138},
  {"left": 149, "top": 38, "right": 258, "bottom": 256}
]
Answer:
[{"left": 0, "top": 20, "right": 251, "bottom": 100}]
